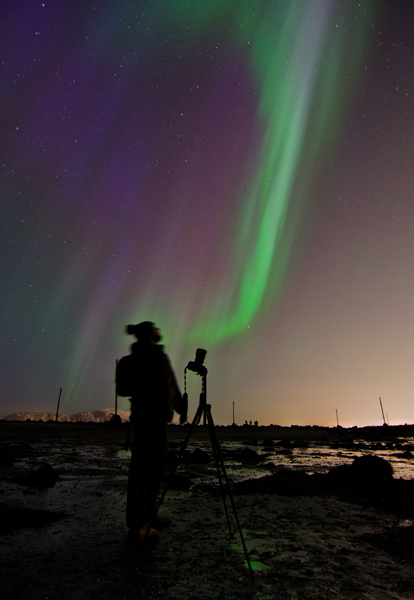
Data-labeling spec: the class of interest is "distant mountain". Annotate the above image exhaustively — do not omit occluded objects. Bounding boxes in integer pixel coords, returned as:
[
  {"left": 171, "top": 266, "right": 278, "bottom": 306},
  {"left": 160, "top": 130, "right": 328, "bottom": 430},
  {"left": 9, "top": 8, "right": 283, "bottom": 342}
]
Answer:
[
  {"left": 59, "top": 409, "right": 130, "bottom": 423},
  {"left": 0, "top": 411, "right": 56, "bottom": 422},
  {"left": 1, "top": 409, "right": 130, "bottom": 423}
]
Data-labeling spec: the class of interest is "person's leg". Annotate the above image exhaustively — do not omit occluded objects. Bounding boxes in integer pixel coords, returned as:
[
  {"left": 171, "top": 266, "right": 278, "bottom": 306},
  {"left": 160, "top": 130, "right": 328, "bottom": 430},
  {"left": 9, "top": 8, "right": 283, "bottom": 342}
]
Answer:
[
  {"left": 126, "top": 425, "right": 154, "bottom": 530},
  {"left": 146, "top": 423, "right": 168, "bottom": 521}
]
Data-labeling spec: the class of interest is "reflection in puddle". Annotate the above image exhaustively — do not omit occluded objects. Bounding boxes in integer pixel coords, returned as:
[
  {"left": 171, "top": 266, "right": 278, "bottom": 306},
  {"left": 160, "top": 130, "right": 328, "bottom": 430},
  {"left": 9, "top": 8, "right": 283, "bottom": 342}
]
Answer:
[
  {"left": 22, "top": 436, "right": 414, "bottom": 486},
  {"left": 244, "top": 558, "right": 269, "bottom": 571},
  {"left": 160, "top": 438, "right": 414, "bottom": 483},
  {"left": 231, "top": 541, "right": 269, "bottom": 572}
]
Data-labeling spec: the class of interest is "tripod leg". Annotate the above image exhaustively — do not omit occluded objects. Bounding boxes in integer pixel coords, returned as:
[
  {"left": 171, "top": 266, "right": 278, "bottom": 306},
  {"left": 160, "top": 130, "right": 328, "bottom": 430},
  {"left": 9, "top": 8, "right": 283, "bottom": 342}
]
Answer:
[
  {"left": 149, "top": 403, "right": 204, "bottom": 525},
  {"left": 206, "top": 406, "right": 254, "bottom": 581},
  {"left": 205, "top": 408, "right": 233, "bottom": 538}
]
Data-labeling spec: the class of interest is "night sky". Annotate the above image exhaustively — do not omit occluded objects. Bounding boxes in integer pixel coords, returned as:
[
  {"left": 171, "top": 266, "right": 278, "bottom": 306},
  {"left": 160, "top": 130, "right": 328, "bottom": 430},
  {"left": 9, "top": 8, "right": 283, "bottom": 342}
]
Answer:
[{"left": 2, "top": 1, "right": 414, "bottom": 427}]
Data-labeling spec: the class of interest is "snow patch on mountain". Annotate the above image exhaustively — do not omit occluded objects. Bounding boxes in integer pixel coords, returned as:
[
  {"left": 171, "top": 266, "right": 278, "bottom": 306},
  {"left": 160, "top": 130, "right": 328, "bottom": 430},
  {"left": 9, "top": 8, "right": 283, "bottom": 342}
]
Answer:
[{"left": 1, "top": 409, "right": 130, "bottom": 423}]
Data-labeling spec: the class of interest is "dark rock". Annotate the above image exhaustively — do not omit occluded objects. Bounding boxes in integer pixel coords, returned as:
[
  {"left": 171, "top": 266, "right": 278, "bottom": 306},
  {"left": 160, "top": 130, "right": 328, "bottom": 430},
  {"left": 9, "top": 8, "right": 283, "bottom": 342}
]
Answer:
[
  {"left": 239, "top": 447, "right": 260, "bottom": 461},
  {"left": 262, "top": 438, "right": 275, "bottom": 448},
  {"left": 351, "top": 454, "right": 393, "bottom": 479},
  {"left": 328, "top": 454, "right": 393, "bottom": 481},
  {"left": 29, "top": 463, "right": 60, "bottom": 487},
  {"left": 189, "top": 448, "right": 211, "bottom": 463},
  {"left": 276, "top": 439, "right": 294, "bottom": 448}
]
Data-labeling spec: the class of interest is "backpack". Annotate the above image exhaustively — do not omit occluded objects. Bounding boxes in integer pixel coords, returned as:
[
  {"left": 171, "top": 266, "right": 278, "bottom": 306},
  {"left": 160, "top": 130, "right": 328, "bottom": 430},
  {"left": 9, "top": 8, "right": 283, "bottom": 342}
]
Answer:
[{"left": 116, "top": 355, "right": 135, "bottom": 397}]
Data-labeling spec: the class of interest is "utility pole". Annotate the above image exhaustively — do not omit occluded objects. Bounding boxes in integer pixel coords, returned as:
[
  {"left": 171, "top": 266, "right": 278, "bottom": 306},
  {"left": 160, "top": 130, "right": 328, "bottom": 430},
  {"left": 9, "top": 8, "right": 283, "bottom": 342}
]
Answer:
[
  {"left": 55, "top": 387, "right": 62, "bottom": 422},
  {"left": 336, "top": 408, "right": 339, "bottom": 428},
  {"left": 379, "top": 396, "right": 386, "bottom": 425},
  {"left": 233, "top": 401, "right": 235, "bottom": 425}
]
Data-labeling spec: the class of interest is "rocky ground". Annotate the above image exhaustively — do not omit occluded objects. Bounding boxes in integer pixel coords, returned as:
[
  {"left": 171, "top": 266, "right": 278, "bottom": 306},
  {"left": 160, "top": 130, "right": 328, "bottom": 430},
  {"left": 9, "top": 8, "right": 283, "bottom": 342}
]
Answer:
[{"left": 1, "top": 422, "right": 414, "bottom": 600}]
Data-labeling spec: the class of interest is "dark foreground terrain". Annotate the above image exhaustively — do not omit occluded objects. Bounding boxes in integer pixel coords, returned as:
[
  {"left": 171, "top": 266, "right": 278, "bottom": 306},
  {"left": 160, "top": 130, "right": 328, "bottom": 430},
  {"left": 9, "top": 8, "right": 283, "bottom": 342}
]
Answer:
[{"left": 1, "top": 421, "right": 414, "bottom": 599}]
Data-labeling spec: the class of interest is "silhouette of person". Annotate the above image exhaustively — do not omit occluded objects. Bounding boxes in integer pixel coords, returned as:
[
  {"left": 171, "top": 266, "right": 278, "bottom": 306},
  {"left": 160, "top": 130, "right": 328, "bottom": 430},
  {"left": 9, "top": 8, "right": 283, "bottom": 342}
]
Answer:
[{"left": 125, "top": 321, "right": 185, "bottom": 540}]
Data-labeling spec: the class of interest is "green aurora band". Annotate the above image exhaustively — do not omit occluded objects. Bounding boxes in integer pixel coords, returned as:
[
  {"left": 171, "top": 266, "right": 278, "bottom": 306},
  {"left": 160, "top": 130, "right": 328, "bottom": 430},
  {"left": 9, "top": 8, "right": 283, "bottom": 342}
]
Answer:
[
  {"left": 54, "top": 1, "right": 379, "bottom": 403},
  {"left": 173, "top": 0, "right": 379, "bottom": 345}
]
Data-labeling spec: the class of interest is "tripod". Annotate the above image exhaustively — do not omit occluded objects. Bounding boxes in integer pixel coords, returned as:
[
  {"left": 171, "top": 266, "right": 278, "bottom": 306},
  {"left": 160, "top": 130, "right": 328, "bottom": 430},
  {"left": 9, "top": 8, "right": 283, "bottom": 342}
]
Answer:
[{"left": 149, "top": 362, "right": 254, "bottom": 580}]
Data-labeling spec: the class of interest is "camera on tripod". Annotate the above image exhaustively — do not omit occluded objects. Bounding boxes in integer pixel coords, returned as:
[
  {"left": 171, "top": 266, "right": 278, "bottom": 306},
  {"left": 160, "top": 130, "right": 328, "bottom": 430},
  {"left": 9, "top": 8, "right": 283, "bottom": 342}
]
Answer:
[
  {"left": 186, "top": 348, "right": 207, "bottom": 375},
  {"left": 151, "top": 345, "right": 254, "bottom": 578}
]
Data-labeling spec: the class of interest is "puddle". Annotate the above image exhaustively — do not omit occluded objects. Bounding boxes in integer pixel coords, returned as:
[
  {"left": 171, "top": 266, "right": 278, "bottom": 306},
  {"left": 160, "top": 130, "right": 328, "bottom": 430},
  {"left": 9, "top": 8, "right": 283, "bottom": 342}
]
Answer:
[
  {"left": 231, "top": 540, "right": 270, "bottom": 573},
  {"left": 173, "top": 438, "right": 414, "bottom": 482},
  {"left": 245, "top": 558, "right": 269, "bottom": 571}
]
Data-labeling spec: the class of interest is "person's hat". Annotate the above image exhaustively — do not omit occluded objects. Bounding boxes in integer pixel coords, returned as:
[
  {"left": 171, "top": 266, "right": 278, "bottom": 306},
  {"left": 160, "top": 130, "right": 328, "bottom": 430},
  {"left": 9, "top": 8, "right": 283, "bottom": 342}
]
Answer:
[{"left": 126, "top": 321, "right": 155, "bottom": 339}]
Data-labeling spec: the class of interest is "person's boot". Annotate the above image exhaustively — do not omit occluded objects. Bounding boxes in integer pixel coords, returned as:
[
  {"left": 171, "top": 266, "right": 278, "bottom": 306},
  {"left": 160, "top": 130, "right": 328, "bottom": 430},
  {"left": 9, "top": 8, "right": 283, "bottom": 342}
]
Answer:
[{"left": 139, "top": 522, "right": 160, "bottom": 540}]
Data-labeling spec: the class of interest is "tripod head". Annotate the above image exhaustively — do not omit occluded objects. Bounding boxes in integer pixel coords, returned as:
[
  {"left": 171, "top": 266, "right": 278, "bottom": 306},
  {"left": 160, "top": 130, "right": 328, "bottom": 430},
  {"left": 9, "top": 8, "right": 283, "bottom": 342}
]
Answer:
[
  {"left": 186, "top": 348, "right": 207, "bottom": 376},
  {"left": 184, "top": 348, "right": 208, "bottom": 424}
]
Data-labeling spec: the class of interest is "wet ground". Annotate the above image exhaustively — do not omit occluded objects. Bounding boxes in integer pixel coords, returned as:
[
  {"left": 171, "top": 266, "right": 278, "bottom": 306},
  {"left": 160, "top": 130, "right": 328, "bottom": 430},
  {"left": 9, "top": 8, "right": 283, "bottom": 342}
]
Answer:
[{"left": 1, "top": 423, "right": 414, "bottom": 599}]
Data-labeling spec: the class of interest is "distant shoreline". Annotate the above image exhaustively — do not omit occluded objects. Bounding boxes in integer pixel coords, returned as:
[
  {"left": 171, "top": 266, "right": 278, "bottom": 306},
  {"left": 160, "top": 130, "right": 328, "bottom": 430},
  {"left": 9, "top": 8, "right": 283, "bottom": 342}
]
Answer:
[{"left": 1, "top": 420, "right": 414, "bottom": 443}]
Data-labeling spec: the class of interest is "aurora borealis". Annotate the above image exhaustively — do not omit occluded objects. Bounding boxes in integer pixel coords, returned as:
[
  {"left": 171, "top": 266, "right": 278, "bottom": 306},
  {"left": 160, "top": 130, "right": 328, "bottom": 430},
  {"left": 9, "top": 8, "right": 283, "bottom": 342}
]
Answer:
[{"left": 2, "top": 1, "right": 414, "bottom": 427}]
